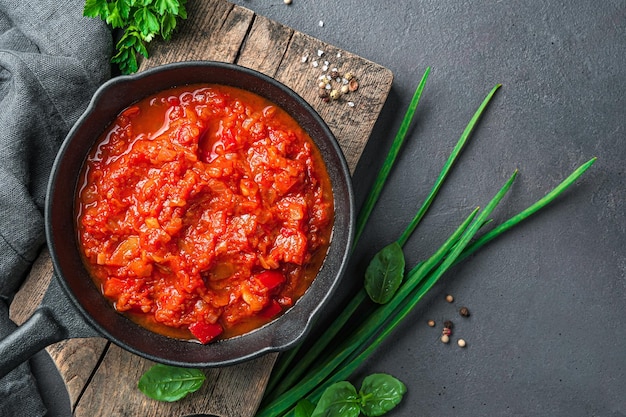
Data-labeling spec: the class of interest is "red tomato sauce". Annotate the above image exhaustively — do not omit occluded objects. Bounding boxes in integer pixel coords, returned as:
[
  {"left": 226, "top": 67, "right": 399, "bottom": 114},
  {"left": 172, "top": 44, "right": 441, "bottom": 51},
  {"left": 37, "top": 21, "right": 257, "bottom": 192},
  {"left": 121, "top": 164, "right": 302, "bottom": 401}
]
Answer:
[{"left": 76, "top": 84, "right": 334, "bottom": 343}]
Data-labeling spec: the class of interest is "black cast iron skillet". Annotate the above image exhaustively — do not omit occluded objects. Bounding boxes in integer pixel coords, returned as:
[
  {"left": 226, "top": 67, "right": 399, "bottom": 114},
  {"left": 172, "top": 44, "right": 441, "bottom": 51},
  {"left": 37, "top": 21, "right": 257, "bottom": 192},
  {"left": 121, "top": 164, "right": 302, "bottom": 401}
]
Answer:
[{"left": 0, "top": 61, "right": 355, "bottom": 378}]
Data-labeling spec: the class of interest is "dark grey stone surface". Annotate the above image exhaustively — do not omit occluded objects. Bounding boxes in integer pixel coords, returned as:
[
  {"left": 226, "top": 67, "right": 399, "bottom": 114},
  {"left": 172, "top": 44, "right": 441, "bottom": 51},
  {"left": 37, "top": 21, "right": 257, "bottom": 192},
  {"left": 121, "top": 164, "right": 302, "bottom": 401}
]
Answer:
[{"left": 229, "top": 1, "right": 625, "bottom": 415}]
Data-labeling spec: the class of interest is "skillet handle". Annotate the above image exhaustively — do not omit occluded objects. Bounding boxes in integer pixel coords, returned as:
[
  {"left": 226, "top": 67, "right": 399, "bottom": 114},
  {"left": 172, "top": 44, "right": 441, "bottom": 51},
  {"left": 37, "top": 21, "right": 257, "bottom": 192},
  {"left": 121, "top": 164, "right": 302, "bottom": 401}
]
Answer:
[
  {"left": 0, "top": 275, "right": 98, "bottom": 379},
  {"left": 0, "top": 307, "right": 66, "bottom": 379}
]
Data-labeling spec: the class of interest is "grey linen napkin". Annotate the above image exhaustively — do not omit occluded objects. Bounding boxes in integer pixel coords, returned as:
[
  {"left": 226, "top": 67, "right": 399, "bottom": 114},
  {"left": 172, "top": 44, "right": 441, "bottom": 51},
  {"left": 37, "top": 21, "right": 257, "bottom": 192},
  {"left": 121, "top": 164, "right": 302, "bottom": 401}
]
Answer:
[{"left": 0, "top": 0, "right": 110, "bottom": 414}]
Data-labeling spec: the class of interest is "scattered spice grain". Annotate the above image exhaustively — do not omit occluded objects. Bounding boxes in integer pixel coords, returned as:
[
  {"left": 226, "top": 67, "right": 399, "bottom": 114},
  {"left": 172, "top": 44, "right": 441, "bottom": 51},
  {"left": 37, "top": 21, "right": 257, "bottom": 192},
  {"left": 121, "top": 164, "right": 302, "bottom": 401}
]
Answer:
[
  {"left": 459, "top": 306, "right": 470, "bottom": 317},
  {"left": 441, "top": 334, "right": 450, "bottom": 344},
  {"left": 445, "top": 294, "right": 454, "bottom": 303},
  {"left": 457, "top": 339, "right": 467, "bottom": 348},
  {"left": 303, "top": 53, "right": 360, "bottom": 107},
  {"left": 427, "top": 319, "right": 436, "bottom": 327},
  {"left": 318, "top": 89, "right": 329, "bottom": 100}
]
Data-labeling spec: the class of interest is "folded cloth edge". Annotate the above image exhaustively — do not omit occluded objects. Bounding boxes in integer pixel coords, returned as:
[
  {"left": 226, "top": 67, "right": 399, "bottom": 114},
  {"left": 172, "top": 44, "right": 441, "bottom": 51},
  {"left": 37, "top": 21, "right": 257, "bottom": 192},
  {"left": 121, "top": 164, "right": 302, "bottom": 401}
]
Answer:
[{"left": 0, "top": 0, "right": 112, "bottom": 415}]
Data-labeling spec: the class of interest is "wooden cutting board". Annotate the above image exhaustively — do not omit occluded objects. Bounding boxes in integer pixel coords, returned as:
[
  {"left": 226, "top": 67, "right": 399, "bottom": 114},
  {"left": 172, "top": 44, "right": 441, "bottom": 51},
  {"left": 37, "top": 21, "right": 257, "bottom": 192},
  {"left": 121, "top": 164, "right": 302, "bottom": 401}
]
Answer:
[{"left": 10, "top": 1, "right": 392, "bottom": 416}]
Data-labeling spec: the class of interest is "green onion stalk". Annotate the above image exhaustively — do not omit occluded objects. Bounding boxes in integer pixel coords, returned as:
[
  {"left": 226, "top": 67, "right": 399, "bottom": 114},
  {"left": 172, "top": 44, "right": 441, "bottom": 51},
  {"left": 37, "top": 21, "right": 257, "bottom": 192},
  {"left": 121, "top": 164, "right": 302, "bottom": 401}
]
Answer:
[{"left": 257, "top": 66, "right": 596, "bottom": 417}]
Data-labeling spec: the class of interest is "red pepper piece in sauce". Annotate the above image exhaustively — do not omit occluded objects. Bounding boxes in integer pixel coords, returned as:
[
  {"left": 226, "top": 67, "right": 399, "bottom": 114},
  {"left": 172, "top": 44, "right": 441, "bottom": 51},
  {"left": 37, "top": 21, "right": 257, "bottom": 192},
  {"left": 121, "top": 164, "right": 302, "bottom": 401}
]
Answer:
[
  {"left": 188, "top": 322, "right": 224, "bottom": 344},
  {"left": 259, "top": 299, "right": 283, "bottom": 319},
  {"left": 255, "top": 270, "right": 286, "bottom": 291}
]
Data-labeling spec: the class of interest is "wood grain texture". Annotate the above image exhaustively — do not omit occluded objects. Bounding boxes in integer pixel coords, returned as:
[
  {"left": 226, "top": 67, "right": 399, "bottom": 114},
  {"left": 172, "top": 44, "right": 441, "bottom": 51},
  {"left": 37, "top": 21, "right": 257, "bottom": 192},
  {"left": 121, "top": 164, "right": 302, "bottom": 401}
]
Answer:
[{"left": 11, "top": 0, "right": 392, "bottom": 416}]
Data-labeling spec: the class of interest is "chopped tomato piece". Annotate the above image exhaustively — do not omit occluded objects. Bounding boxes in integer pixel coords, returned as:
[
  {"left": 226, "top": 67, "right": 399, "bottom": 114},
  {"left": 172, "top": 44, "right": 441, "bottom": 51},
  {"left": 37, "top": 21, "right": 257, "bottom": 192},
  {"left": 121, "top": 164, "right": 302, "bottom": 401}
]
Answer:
[
  {"left": 189, "top": 322, "right": 223, "bottom": 344},
  {"left": 102, "top": 278, "right": 127, "bottom": 298}
]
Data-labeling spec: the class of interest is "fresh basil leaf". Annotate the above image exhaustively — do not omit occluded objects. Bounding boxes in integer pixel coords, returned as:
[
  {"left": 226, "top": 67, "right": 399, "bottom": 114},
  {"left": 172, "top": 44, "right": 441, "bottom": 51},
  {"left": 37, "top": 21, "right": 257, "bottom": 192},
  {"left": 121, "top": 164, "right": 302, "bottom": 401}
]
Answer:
[
  {"left": 312, "top": 381, "right": 360, "bottom": 417},
  {"left": 137, "top": 364, "right": 205, "bottom": 402},
  {"left": 295, "top": 399, "right": 316, "bottom": 417},
  {"left": 359, "top": 373, "right": 407, "bottom": 416},
  {"left": 364, "top": 241, "right": 405, "bottom": 304}
]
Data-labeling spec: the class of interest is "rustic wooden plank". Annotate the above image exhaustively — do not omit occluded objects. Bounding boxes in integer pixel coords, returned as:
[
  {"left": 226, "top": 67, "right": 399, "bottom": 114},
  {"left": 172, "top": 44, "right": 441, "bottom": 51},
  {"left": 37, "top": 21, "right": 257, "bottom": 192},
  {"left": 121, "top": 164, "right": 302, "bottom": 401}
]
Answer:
[
  {"left": 11, "top": 0, "right": 392, "bottom": 416},
  {"left": 74, "top": 343, "right": 276, "bottom": 417},
  {"left": 10, "top": 248, "right": 53, "bottom": 322},
  {"left": 45, "top": 338, "right": 109, "bottom": 409},
  {"left": 139, "top": 0, "right": 254, "bottom": 70},
  {"left": 236, "top": 14, "right": 294, "bottom": 77}
]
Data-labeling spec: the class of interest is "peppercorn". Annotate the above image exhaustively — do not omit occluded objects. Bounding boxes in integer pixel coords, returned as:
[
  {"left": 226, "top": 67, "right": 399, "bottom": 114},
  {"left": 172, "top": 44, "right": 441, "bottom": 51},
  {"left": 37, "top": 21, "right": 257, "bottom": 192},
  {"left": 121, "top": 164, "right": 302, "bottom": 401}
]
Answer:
[
  {"left": 344, "top": 71, "right": 354, "bottom": 80},
  {"left": 443, "top": 320, "right": 453, "bottom": 329},
  {"left": 330, "top": 68, "right": 340, "bottom": 79},
  {"left": 441, "top": 334, "right": 450, "bottom": 344},
  {"left": 427, "top": 319, "right": 436, "bottom": 327},
  {"left": 348, "top": 78, "right": 359, "bottom": 92},
  {"left": 459, "top": 306, "right": 470, "bottom": 317},
  {"left": 318, "top": 89, "right": 329, "bottom": 99},
  {"left": 329, "top": 89, "right": 341, "bottom": 100},
  {"left": 340, "top": 84, "right": 350, "bottom": 94},
  {"left": 457, "top": 339, "right": 466, "bottom": 348},
  {"left": 445, "top": 294, "right": 454, "bottom": 303}
]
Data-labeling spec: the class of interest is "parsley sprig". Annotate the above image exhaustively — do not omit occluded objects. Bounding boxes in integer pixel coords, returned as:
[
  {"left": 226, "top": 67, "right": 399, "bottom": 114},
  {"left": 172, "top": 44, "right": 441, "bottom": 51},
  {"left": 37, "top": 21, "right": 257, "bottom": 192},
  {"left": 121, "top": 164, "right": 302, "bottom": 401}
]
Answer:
[{"left": 83, "top": 0, "right": 187, "bottom": 74}]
